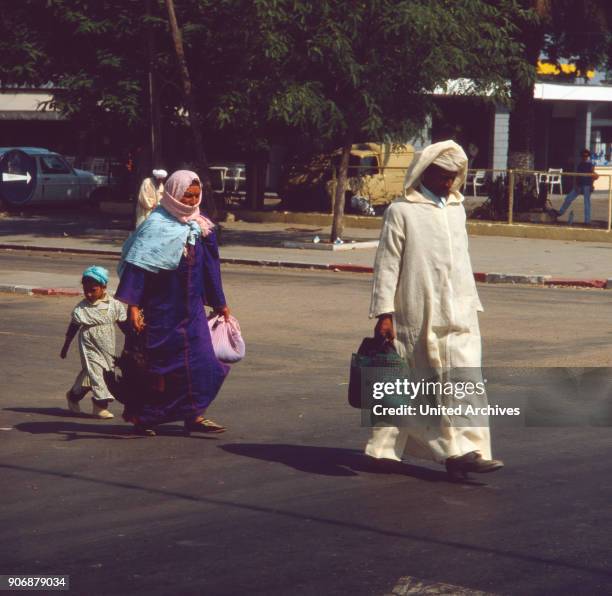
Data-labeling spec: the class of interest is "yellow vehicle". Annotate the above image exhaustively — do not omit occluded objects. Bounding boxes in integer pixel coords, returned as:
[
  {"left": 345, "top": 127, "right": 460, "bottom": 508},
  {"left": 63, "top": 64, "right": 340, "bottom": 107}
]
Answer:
[{"left": 280, "top": 142, "right": 414, "bottom": 213}]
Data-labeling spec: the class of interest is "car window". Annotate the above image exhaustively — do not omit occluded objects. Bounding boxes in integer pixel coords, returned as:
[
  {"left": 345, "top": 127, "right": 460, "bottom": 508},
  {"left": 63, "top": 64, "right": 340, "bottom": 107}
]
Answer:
[
  {"left": 40, "top": 154, "right": 71, "bottom": 174},
  {"left": 5, "top": 151, "right": 30, "bottom": 175},
  {"left": 346, "top": 155, "right": 379, "bottom": 176},
  {"left": 359, "top": 156, "right": 379, "bottom": 176},
  {"left": 331, "top": 154, "right": 380, "bottom": 176}
]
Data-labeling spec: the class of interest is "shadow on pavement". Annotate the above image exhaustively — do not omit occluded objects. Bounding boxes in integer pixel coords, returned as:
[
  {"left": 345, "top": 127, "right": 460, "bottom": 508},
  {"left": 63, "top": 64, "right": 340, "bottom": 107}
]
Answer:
[
  {"left": 2, "top": 461, "right": 610, "bottom": 580},
  {"left": 220, "top": 443, "right": 452, "bottom": 482},
  {"left": 7, "top": 409, "right": 221, "bottom": 440},
  {"left": 5, "top": 406, "right": 76, "bottom": 418},
  {"left": 12, "top": 420, "right": 137, "bottom": 440}
]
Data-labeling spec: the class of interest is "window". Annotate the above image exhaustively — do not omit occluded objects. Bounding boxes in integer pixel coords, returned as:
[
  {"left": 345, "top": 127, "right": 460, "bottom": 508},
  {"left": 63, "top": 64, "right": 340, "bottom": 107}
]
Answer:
[
  {"left": 39, "top": 154, "right": 71, "bottom": 174},
  {"left": 333, "top": 154, "right": 380, "bottom": 176},
  {"left": 357, "top": 156, "right": 380, "bottom": 176},
  {"left": 6, "top": 152, "right": 29, "bottom": 175}
]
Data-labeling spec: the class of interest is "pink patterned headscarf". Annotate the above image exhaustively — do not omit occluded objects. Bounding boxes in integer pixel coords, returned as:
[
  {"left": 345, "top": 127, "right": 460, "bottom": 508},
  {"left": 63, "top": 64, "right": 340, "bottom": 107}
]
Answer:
[{"left": 160, "top": 170, "right": 214, "bottom": 236}]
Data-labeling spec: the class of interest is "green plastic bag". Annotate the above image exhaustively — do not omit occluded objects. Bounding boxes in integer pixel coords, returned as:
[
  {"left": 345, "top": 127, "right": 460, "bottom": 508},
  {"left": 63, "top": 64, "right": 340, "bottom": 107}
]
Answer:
[{"left": 348, "top": 337, "right": 406, "bottom": 409}]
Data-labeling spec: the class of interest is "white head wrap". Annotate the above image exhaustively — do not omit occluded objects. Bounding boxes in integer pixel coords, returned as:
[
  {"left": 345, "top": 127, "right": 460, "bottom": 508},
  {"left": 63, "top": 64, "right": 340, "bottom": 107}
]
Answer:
[
  {"left": 432, "top": 151, "right": 464, "bottom": 172},
  {"left": 403, "top": 140, "right": 468, "bottom": 196},
  {"left": 152, "top": 169, "right": 168, "bottom": 179}
]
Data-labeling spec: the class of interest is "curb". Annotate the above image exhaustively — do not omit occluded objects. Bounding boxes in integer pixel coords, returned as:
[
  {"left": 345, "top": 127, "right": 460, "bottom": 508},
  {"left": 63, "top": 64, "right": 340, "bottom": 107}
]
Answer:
[
  {"left": 219, "top": 257, "right": 330, "bottom": 271},
  {"left": 0, "top": 283, "right": 81, "bottom": 297},
  {"left": 1, "top": 244, "right": 610, "bottom": 293},
  {"left": 2, "top": 270, "right": 610, "bottom": 298},
  {"left": 281, "top": 240, "right": 379, "bottom": 251},
  {"left": 544, "top": 277, "right": 608, "bottom": 289},
  {"left": 0, "top": 243, "right": 121, "bottom": 257}
]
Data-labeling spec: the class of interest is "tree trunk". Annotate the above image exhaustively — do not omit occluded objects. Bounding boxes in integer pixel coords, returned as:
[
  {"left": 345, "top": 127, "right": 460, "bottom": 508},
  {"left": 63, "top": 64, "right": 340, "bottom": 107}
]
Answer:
[
  {"left": 164, "top": 0, "right": 216, "bottom": 217},
  {"left": 507, "top": 78, "right": 536, "bottom": 171},
  {"left": 507, "top": 10, "right": 546, "bottom": 172},
  {"left": 245, "top": 155, "right": 266, "bottom": 210},
  {"left": 146, "top": 0, "right": 162, "bottom": 170},
  {"left": 330, "top": 134, "right": 353, "bottom": 242},
  {"left": 245, "top": 160, "right": 257, "bottom": 210}
]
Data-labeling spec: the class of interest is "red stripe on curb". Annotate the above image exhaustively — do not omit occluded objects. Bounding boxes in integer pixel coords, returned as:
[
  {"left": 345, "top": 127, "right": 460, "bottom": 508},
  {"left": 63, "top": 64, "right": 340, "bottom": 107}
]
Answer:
[
  {"left": 544, "top": 278, "right": 607, "bottom": 288},
  {"left": 220, "top": 257, "right": 329, "bottom": 271},
  {"left": 0, "top": 244, "right": 120, "bottom": 257},
  {"left": 32, "top": 288, "right": 82, "bottom": 297},
  {"left": 473, "top": 272, "right": 487, "bottom": 282},
  {"left": 329, "top": 264, "right": 373, "bottom": 273}
]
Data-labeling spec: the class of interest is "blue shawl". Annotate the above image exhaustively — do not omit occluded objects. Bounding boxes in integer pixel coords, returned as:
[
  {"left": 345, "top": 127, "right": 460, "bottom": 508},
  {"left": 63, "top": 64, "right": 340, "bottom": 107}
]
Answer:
[{"left": 118, "top": 206, "right": 202, "bottom": 276}]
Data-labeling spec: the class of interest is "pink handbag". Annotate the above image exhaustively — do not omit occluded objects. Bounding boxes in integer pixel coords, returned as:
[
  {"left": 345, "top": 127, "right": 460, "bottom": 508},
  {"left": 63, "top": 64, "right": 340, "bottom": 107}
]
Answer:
[{"left": 207, "top": 314, "right": 246, "bottom": 363}]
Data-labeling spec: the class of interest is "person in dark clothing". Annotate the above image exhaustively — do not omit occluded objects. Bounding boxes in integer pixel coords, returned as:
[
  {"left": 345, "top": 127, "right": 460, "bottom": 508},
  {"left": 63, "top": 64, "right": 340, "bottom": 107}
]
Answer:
[{"left": 555, "top": 149, "right": 599, "bottom": 225}]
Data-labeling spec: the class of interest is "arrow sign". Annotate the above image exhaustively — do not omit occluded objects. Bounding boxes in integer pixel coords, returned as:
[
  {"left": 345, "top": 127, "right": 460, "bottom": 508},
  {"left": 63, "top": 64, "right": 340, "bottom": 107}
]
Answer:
[{"left": 2, "top": 172, "right": 32, "bottom": 184}]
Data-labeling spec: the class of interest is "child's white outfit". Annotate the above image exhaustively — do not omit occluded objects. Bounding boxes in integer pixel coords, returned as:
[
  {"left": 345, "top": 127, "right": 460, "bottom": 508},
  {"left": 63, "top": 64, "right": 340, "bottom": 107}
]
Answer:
[{"left": 69, "top": 295, "right": 127, "bottom": 404}]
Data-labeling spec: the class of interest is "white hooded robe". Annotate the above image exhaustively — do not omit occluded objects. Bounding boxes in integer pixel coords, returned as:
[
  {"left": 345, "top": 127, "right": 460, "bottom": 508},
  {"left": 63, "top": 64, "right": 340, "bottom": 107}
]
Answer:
[
  {"left": 365, "top": 140, "right": 492, "bottom": 464},
  {"left": 135, "top": 177, "right": 164, "bottom": 228}
]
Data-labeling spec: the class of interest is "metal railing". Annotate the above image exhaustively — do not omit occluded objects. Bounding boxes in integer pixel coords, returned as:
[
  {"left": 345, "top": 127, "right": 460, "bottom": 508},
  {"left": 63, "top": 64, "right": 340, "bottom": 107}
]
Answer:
[
  {"left": 465, "top": 167, "right": 612, "bottom": 230},
  {"left": 282, "top": 162, "right": 612, "bottom": 230}
]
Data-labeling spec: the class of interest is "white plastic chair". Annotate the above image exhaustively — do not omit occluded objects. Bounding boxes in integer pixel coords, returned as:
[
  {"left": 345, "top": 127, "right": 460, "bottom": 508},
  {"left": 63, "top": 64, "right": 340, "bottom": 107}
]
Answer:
[
  {"left": 208, "top": 166, "right": 228, "bottom": 192},
  {"left": 472, "top": 170, "right": 486, "bottom": 197},
  {"left": 547, "top": 168, "right": 563, "bottom": 194},
  {"left": 225, "top": 166, "right": 246, "bottom": 192}
]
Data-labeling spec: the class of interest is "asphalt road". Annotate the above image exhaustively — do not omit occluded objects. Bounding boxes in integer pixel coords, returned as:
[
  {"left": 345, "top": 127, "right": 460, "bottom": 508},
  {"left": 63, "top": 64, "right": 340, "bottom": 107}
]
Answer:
[{"left": 1, "top": 256, "right": 612, "bottom": 595}]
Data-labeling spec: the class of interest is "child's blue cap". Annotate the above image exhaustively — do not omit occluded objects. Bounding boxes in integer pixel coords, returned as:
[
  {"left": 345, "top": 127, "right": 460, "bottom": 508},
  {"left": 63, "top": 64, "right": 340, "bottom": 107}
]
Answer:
[{"left": 82, "top": 266, "right": 109, "bottom": 286}]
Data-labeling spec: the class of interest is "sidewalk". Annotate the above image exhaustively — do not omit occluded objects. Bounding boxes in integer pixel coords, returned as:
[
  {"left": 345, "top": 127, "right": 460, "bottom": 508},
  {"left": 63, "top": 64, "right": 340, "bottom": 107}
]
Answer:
[{"left": 1, "top": 213, "right": 612, "bottom": 295}]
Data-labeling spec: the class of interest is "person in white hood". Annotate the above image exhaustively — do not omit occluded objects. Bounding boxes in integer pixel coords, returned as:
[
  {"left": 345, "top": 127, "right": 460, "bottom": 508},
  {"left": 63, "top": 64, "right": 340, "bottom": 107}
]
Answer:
[
  {"left": 135, "top": 169, "right": 167, "bottom": 228},
  {"left": 365, "top": 140, "right": 503, "bottom": 480}
]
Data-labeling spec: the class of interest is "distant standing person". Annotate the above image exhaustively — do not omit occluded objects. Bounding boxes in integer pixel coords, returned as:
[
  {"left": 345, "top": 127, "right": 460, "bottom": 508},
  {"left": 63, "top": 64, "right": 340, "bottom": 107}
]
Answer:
[
  {"left": 555, "top": 149, "right": 598, "bottom": 225},
  {"left": 135, "top": 169, "right": 167, "bottom": 228}
]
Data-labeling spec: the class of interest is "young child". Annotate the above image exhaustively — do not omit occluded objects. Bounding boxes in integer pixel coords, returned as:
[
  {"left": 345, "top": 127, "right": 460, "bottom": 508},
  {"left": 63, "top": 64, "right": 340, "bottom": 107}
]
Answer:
[{"left": 60, "top": 266, "right": 127, "bottom": 419}]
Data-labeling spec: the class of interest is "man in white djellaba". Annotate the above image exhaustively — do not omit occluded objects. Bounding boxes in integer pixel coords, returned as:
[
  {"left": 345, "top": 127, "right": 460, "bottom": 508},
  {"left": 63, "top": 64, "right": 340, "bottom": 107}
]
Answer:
[
  {"left": 365, "top": 140, "right": 504, "bottom": 480},
  {"left": 135, "top": 169, "right": 167, "bottom": 228}
]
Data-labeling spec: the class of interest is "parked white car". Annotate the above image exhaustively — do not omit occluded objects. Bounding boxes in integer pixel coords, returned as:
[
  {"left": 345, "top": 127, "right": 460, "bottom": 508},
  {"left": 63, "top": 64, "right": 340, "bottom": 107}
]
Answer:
[{"left": 0, "top": 147, "right": 107, "bottom": 207}]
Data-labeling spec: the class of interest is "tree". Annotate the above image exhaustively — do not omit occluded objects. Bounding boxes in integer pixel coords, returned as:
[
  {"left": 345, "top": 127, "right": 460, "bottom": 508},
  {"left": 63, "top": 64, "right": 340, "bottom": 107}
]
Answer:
[
  {"left": 503, "top": 0, "right": 612, "bottom": 170},
  {"left": 0, "top": 0, "right": 528, "bottom": 232},
  {"left": 0, "top": 0, "right": 157, "bottom": 173},
  {"left": 210, "top": 0, "right": 523, "bottom": 240},
  {"left": 0, "top": 0, "right": 282, "bottom": 204},
  {"left": 165, "top": 0, "right": 216, "bottom": 215}
]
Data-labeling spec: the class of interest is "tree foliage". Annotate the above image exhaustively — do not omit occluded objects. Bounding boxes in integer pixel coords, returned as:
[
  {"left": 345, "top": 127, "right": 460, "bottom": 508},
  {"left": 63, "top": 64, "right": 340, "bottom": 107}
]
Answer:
[
  {"left": 210, "top": 0, "right": 524, "bottom": 236},
  {"left": 499, "top": 0, "right": 612, "bottom": 169},
  {"left": 1, "top": 0, "right": 538, "bottom": 217},
  {"left": 1, "top": 1, "right": 526, "bottom": 142},
  {"left": 208, "top": 0, "right": 524, "bottom": 150}
]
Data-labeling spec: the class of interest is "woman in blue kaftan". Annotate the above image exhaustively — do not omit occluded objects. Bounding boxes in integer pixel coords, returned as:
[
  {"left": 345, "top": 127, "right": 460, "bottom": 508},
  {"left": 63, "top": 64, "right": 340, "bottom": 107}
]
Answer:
[{"left": 115, "top": 170, "right": 230, "bottom": 435}]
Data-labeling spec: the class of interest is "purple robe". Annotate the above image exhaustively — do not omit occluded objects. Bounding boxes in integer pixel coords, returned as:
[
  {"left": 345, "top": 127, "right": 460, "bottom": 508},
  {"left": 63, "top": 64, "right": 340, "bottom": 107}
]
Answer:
[{"left": 115, "top": 231, "right": 229, "bottom": 426}]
